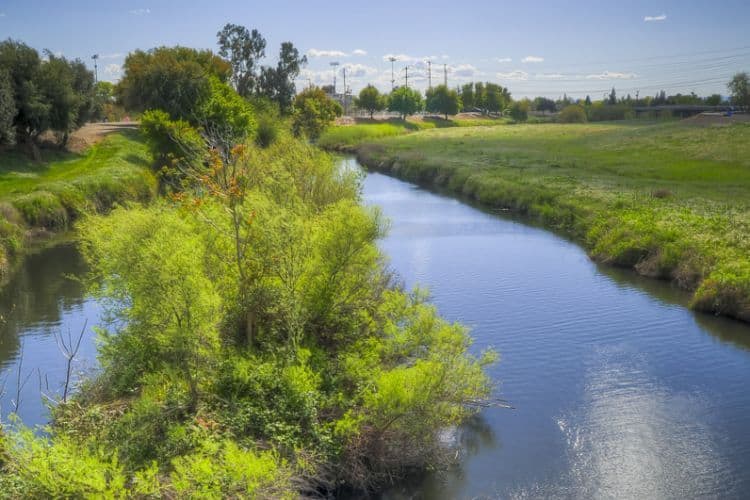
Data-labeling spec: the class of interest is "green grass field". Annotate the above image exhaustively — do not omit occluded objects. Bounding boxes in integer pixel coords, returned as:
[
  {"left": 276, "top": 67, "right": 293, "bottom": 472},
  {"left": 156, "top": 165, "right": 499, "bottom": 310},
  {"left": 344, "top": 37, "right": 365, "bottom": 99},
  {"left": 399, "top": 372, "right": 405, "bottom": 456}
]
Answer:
[
  {"left": 348, "top": 120, "right": 750, "bottom": 322},
  {"left": 317, "top": 115, "right": 510, "bottom": 149},
  {"left": 0, "top": 130, "right": 157, "bottom": 283}
]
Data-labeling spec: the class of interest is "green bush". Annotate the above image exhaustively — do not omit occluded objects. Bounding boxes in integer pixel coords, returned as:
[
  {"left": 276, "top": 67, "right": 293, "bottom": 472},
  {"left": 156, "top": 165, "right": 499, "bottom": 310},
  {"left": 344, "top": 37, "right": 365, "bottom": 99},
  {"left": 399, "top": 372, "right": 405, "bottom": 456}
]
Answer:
[{"left": 558, "top": 104, "right": 588, "bottom": 123}]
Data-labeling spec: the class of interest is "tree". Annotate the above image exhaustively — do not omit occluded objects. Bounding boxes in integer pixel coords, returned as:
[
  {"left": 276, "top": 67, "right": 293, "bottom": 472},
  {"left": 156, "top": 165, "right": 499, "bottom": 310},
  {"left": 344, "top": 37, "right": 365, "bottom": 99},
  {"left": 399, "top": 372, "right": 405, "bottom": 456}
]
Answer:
[
  {"left": 0, "top": 39, "right": 48, "bottom": 147},
  {"left": 558, "top": 104, "right": 587, "bottom": 123},
  {"left": 0, "top": 69, "right": 15, "bottom": 145},
  {"left": 705, "top": 94, "right": 722, "bottom": 106},
  {"left": 728, "top": 72, "right": 749, "bottom": 111},
  {"left": 533, "top": 96, "right": 556, "bottom": 114},
  {"left": 116, "top": 46, "right": 230, "bottom": 120},
  {"left": 258, "top": 42, "right": 307, "bottom": 113},
  {"left": 460, "top": 83, "right": 475, "bottom": 111},
  {"left": 585, "top": 95, "right": 592, "bottom": 106},
  {"left": 355, "top": 84, "right": 385, "bottom": 118},
  {"left": 608, "top": 87, "right": 617, "bottom": 105},
  {"left": 217, "top": 23, "right": 267, "bottom": 98},
  {"left": 508, "top": 99, "right": 529, "bottom": 122},
  {"left": 291, "top": 86, "right": 342, "bottom": 139},
  {"left": 425, "top": 84, "right": 461, "bottom": 120},
  {"left": 485, "top": 83, "right": 510, "bottom": 114},
  {"left": 388, "top": 86, "right": 423, "bottom": 119}
]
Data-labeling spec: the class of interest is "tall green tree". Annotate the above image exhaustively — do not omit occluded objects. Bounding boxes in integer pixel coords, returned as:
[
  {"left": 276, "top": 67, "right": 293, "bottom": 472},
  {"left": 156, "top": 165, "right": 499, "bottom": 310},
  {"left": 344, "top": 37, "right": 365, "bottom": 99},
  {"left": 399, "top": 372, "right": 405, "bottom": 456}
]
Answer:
[
  {"left": 116, "top": 46, "right": 230, "bottom": 120},
  {"left": 388, "top": 86, "right": 423, "bottom": 119},
  {"left": 0, "top": 39, "right": 48, "bottom": 146},
  {"left": 0, "top": 69, "right": 15, "bottom": 145},
  {"left": 258, "top": 42, "right": 307, "bottom": 113},
  {"left": 460, "top": 83, "right": 475, "bottom": 111},
  {"left": 728, "top": 72, "right": 749, "bottom": 111},
  {"left": 216, "top": 23, "right": 267, "bottom": 98},
  {"left": 355, "top": 84, "right": 385, "bottom": 118},
  {"left": 425, "top": 84, "right": 461, "bottom": 120},
  {"left": 533, "top": 96, "right": 556, "bottom": 114}
]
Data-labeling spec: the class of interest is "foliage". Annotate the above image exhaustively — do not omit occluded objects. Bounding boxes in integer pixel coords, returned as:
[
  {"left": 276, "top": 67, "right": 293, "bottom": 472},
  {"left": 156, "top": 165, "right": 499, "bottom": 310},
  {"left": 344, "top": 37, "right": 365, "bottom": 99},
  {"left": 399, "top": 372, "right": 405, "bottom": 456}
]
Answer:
[
  {"left": 558, "top": 104, "right": 587, "bottom": 123},
  {"left": 291, "top": 86, "right": 342, "bottom": 139},
  {"left": 533, "top": 97, "right": 556, "bottom": 114},
  {"left": 728, "top": 72, "right": 749, "bottom": 111},
  {"left": 116, "top": 46, "right": 230, "bottom": 120},
  {"left": 217, "top": 23, "right": 267, "bottom": 98},
  {"left": 388, "top": 86, "right": 424, "bottom": 119},
  {"left": 508, "top": 99, "right": 529, "bottom": 122},
  {"left": 0, "top": 135, "right": 501, "bottom": 496},
  {"left": 426, "top": 84, "right": 462, "bottom": 120},
  {"left": 258, "top": 42, "right": 308, "bottom": 113},
  {"left": 587, "top": 102, "right": 634, "bottom": 121},
  {"left": 0, "top": 39, "right": 96, "bottom": 147},
  {"left": 356, "top": 84, "right": 387, "bottom": 118},
  {"left": 462, "top": 82, "right": 510, "bottom": 114},
  {"left": 0, "top": 69, "right": 14, "bottom": 145}
]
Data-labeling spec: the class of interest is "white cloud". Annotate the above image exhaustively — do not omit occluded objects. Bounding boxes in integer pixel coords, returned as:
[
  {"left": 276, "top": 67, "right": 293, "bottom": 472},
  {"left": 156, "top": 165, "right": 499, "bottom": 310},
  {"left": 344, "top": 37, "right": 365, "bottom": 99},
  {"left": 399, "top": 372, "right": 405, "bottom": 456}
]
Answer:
[
  {"left": 452, "top": 64, "right": 478, "bottom": 78},
  {"left": 644, "top": 14, "right": 667, "bottom": 22},
  {"left": 495, "top": 57, "right": 512, "bottom": 63},
  {"left": 308, "top": 48, "right": 348, "bottom": 58},
  {"left": 441, "top": 54, "right": 450, "bottom": 60},
  {"left": 100, "top": 53, "right": 123, "bottom": 60},
  {"left": 104, "top": 64, "right": 122, "bottom": 78},
  {"left": 522, "top": 56, "right": 544, "bottom": 63},
  {"left": 497, "top": 70, "right": 529, "bottom": 81},
  {"left": 129, "top": 8, "right": 150, "bottom": 15},
  {"left": 352, "top": 49, "right": 367, "bottom": 56},
  {"left": 536, "top": 73, "right": 565, "bottom": 79},
  {"left": 382, "top": 53, "right": 413, "bottom": 63},
  {"left": 342, "top": 63, "right": 378, "bottom": 78},
  {"left": 585, "top": 71, "right": 637, "bottom": 80}
]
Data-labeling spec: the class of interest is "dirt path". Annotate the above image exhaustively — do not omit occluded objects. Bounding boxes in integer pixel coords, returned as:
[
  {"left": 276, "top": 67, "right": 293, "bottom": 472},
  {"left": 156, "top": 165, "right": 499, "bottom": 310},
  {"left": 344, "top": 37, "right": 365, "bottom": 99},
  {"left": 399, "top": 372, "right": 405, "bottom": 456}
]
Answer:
[{"left": 66, "top": 122, "right": 139, "bottom": 153}]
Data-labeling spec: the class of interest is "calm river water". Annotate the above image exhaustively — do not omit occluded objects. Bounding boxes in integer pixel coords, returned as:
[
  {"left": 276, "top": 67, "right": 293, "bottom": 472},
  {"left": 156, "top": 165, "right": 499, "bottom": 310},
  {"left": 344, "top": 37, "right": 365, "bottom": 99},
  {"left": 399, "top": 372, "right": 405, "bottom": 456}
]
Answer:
[{"left": 2, "top": 157, "right": 750, "bottom": 498}]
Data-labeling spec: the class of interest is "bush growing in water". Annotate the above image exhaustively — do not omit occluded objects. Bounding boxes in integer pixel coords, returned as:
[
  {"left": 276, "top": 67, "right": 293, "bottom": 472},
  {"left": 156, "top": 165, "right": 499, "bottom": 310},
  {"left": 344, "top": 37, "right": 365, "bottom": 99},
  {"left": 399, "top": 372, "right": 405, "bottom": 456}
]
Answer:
[{"left": 0, "top": 136, "right": 495, "bottom": 496}]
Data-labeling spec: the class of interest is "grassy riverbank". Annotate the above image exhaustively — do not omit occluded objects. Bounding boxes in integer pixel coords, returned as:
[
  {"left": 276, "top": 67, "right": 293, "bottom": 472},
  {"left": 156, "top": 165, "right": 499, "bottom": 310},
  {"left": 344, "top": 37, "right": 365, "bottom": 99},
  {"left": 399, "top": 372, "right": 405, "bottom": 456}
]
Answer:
[
  {"left": 0, "top": 129, "right": 157, "bottom": 284},
  {"left": 344, "top": 120, "right": 750, "bottom": 322}
]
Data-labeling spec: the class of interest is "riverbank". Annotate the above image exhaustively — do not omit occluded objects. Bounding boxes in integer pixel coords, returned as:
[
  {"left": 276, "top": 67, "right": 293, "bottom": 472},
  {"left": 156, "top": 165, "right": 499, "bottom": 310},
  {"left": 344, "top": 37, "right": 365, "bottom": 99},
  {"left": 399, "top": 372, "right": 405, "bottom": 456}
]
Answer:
[
  {"left": 0, "top": 127, "right": 157, "bottom": 286},
  {"left": 331, "top": 120, "right": 750, "bottom": 322}
]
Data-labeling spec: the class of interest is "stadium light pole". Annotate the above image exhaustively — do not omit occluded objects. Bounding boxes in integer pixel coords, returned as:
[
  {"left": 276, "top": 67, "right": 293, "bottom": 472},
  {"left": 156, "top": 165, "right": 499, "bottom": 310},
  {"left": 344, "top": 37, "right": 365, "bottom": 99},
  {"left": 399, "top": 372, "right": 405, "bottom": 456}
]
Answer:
[
  {"left": 330, "top": 61, "right": 340, "bottom": 94},
  {"left": 91, "top": 54, "right": 99, "bottom": 83},
  {"left": 389, "top": 56, "right": 396, "bottom": 90}
]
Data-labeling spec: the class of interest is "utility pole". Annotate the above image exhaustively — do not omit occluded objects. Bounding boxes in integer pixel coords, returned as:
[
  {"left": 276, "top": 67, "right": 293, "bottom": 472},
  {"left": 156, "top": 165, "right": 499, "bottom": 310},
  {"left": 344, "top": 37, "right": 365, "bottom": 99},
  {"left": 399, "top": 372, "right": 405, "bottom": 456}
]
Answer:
[
  {"left": 426, "top": 60, "right": 432, "bottom": 89},
  {"left": 443, "top": 63, "right": 448, "bottom": 87},
  {"left": 342, "top": 67, "right": 347, "bottom": 115},
  {"left": 91, "top": 54, "right": 99, "bottom": 83},
  {"left": 404, "top": 66, "right": 409, "bottom": 88},
  {"left": 330, "top": 61, "right": 340, "bottom": 94},
  {"left": 389, "top": 56, "right": 396, "bottom": 90}
]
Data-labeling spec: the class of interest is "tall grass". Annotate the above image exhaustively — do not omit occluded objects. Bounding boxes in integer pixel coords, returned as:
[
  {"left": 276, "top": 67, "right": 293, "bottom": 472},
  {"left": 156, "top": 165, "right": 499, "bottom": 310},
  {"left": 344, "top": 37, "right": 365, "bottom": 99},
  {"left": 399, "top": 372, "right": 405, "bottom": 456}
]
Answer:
[{"left": 0, "top": 131, "right": 157, "bottom": 283}]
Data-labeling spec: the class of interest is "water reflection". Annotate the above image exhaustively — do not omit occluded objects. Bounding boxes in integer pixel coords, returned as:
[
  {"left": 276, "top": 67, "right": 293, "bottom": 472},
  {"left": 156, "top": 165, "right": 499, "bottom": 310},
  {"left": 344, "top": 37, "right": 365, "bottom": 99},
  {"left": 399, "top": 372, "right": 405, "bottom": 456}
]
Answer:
[{"left": 0, "top": 244, "right": 100, "bottom": 425}]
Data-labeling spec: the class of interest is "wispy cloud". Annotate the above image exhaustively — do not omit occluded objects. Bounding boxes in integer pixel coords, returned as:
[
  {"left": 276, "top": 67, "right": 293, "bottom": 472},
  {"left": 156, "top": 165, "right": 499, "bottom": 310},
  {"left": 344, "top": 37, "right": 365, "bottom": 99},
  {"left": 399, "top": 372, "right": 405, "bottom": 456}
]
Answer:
[
  {"left": 100, "top": 53, "right": 124, "bottom": 60},
  {"left": 536, "top": 73, "right": 565, "bottom": 80},
  {"left": 497, "top": 70, "right": 529, "bottom": 81},
  {"left": 644, "top": 14, "right": 667, "bottom": 22},
  {"left": 352, "top": 49, "right": 367, "bottom": 56},
  {"left": 308, "top": 48, "right": 348, "bottom": 58},
  {"left": 382, "top": 53, "right": 436, "bottom": 64},
  {"left": 522, "top": 56, "right": 544, "bottom": 63},
  {"left": 452, "top": 64, "right": 478, "bottom": 78},
  {"left": 495, "top": 57, "right": 512, "bottom": 63},
  {"left": 129, "top": 8, "right": 151, "bottom": 15},
  {"left": 585, "top": 71, "right": 637, "bottom": 80},
  {"left": 342, "top": 63, "right": 378, "bottom": 78},
  {"left": 104, "top": 64, "right": 122, "bottom": 80}
]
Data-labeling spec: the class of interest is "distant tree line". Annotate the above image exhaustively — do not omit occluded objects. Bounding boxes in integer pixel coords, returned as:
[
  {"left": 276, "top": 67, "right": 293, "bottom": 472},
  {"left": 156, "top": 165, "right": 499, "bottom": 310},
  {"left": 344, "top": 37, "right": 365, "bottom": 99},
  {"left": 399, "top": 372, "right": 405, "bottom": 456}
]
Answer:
[{"left": 0, "top": 39, "right": 114, "bottom": 155}]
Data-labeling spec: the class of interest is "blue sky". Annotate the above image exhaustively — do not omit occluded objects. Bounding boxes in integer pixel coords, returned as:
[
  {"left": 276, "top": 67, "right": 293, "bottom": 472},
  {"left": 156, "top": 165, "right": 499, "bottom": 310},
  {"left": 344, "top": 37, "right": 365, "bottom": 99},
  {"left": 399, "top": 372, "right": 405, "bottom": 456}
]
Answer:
[{"left": 1, "top": 0, "right": 749, "bottom": 98}]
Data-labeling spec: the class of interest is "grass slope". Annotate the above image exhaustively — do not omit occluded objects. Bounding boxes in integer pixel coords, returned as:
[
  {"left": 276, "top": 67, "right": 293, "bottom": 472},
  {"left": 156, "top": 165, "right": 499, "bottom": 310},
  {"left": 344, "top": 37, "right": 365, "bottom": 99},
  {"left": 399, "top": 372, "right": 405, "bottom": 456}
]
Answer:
[
  {"left": 349, "top": 120, "right": 750, "bottom": 322},
  {"left": 0, "top": 130, "right": 157, "bottom": 283}
]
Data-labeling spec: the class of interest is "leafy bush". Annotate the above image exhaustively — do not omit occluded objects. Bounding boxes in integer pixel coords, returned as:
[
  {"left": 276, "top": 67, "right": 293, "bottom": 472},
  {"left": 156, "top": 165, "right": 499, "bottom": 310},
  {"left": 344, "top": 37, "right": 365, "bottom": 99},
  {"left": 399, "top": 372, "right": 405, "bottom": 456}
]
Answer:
[
  {"left": 508, "top": 100, "right": 529, "bottom": 122},
  {"left": 291, "top": 87, "right": 342, "bottom": 139},
  {"left": 558, "top": 104, "right": 587, "bottom": 123}
]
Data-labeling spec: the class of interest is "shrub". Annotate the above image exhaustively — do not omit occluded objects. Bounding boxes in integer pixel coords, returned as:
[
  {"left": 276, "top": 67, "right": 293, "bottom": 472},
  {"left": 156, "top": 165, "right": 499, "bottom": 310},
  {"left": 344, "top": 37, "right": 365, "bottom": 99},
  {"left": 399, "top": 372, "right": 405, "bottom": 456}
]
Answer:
[
  {"left": 291, "top": 87, "right": 342, "bottom": 139},
  {"left": 558, "top": 104, "right": 587, "bottom": 123},
  {"left": 508, "top": 100, "right": 529, "bottom": 122}
]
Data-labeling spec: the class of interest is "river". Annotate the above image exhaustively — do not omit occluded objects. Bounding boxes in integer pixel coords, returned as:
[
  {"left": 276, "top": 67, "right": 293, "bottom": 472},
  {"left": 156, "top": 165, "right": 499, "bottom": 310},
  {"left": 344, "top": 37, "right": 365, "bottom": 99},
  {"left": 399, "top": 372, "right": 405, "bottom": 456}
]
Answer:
[{"left": 2, "top": 156, "right": 750, "bottom": 498}]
